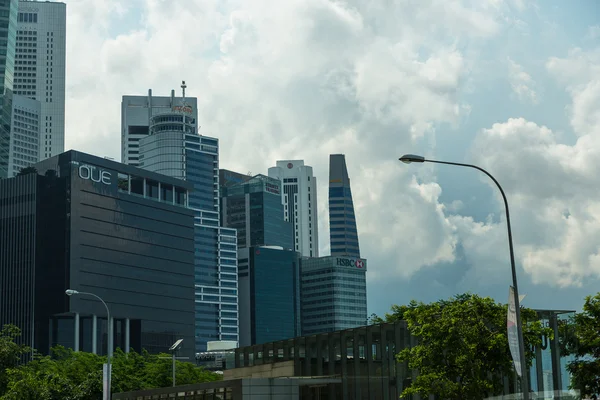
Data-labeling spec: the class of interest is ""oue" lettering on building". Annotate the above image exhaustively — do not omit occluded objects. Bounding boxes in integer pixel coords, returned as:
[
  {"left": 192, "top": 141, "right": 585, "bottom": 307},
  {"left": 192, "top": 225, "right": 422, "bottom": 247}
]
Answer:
[{"left": 78, "top": 164, "right": 111, "bottom": 185}]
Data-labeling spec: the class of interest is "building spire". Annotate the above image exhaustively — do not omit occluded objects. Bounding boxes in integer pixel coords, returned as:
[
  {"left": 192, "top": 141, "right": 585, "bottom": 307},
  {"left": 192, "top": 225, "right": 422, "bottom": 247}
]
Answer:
[{"left": 181, "top": 80, "right": 187, "bottom": 104}]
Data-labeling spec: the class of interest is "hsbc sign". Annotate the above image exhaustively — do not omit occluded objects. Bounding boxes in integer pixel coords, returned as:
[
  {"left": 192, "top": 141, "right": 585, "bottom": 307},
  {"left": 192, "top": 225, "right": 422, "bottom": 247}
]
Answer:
[
  {"left": 335, "top": 257, "right": 366, "bottom": 269},
  {"left": 78, "top": 164, "right": 112, "bottom": 185}
]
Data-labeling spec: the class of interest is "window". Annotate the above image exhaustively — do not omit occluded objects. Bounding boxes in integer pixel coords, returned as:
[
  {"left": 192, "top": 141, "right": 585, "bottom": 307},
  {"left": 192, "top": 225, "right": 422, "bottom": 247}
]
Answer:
[
  {"left": 175, "top": 187, "right": 187, "bottom": 206},
  {"left": 130, "top": 176, "right": 143, "bottom": 196},
  {"left": 161, "top": 184, "right": 174, "bottom": 203},
  {"left": 145, "top": 179, "right": 159, "bottom": 199}
]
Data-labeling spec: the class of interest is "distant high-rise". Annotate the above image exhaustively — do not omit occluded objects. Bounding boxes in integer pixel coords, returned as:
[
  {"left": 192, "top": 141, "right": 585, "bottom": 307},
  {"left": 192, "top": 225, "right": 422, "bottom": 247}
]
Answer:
[
  {"left": 121, "top": 89, "right": 198, "bottom": 167},
  {"left": 14, "top": 0, "right": 67, "bottom": 161},
  {"left": 221, "top": 174, "right": 294, "bottom": 250},
  {"left": 131, "top": 83, "right": 239, "bottom": 352},
  {"left": 268, "top": 160, "right": 319, "bottom": 257},
  {"left": 328, "top": 154, "right": 360, "bottom": 258},
  {"left": 7, "top": 94, "right": 40, "bottom": 176},
  {"left": 0, "top": 0, "right": 18, "bottom": 179}
]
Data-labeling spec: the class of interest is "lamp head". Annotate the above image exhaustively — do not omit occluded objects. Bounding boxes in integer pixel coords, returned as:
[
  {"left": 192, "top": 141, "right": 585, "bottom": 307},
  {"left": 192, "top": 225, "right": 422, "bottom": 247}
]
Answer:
[
  {"left": 399, "top": 154, "right": 425, "bottom": 164},
  {"left": 65, "top": 289, "right": 79, "bottom": 296}
]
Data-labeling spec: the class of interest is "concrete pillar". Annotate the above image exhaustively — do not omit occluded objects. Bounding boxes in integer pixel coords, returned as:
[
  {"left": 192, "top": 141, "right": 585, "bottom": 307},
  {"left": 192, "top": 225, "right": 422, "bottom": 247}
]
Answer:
[
  {"left": 125, "top": 318, "right": 130, "bottom": 353},
  {"left": 74, "top": 313, "right": 80, "bottom": 352},
  {"left": 535, "top": 341, "right": 544, "bottom": 394},
  {"left": 92, "top": 314, "right": 97, "bottom": 354}
]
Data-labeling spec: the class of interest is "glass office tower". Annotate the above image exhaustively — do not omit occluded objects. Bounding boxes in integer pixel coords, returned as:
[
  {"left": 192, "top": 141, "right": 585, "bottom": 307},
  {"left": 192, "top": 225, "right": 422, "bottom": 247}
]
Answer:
[
  {"left": 301, "top": 255, "right": 368, "bottom": 335},
  {"left": 139, "top": 108, "right": 238, "bottom": 352},
  {"left": 221, "top": 174, "right": 294, "bottom": 250},
  {"left": 0, "top": 0, "right": 18, "bottom": 178},
  {"left": 328, "top": 154, "right": 360, "bottom": 258},
  {"left": 238, "top": 246, "right": 301, "bottom": 346}
]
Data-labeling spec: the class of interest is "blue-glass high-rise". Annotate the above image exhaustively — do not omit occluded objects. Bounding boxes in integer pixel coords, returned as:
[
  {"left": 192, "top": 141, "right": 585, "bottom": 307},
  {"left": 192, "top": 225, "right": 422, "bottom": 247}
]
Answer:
[
  {"left": 138, "top": 108, "right": 238, "bottom": 352},
  {"left": 0, "top": 0, "right": 17, "bottom": 178},
  {"left": 328, "top": 154, "right": 360, "bottom": 258}
]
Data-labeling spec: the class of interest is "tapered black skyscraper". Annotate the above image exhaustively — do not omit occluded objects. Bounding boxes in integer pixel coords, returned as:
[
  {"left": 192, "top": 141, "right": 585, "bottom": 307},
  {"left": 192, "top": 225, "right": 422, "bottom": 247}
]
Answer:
[{"left": 328, "top": 154, "right": 360, "bottom": 258}]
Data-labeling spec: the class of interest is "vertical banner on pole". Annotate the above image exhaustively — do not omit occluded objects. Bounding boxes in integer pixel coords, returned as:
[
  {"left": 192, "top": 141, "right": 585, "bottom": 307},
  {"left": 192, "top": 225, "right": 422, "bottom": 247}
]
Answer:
[
  {"left": 508, "top": 286, "right": 522, "bottom": 377},
  {"left": 103, "top": 363, "right": 110, "bottom": 400}
]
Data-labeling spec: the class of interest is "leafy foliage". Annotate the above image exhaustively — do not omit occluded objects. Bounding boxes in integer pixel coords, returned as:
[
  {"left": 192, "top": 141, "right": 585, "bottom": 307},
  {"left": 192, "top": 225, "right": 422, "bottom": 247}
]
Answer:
[
  {"left": 377, "top": 293, "right": 552, "bottom": 400},
  {"left": 16, "top": 166, "right": 37, "bottom": 176},
  {"left": 0, "top": 325, "right": 31, "bottom": 394},
  {"left": 0, "top": 326, "right": 221, "bottom": 400},
  {"left": 561, "top": 292, "right": 600, "bottom": 397}
]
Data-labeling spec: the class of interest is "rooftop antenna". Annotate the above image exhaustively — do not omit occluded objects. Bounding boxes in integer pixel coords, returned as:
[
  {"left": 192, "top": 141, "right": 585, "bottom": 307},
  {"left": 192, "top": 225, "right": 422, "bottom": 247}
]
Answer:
[{"left": 181, "top": 80, "right": 187, "bottom": 104}]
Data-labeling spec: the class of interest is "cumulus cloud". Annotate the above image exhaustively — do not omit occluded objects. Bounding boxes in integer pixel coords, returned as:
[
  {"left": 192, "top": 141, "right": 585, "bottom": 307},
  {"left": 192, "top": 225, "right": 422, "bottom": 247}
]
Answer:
[
  {"left": 62, "top": 0, "right": 599, "bottom": 291},
  {"left": 64, "top": 0, "right": 515, "bottom": 281},
  {"left": 460, "top": 47, "right": 600, "bottom": 287}
]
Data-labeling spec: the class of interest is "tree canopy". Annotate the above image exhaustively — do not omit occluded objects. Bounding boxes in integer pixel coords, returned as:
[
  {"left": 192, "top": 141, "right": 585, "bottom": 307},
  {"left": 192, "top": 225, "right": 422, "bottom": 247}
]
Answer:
[
  {"left": 0, "top": 325, "right": 221, "bottom": 400},
  {"left": 375, "top": 293, "right": 552, "bottom": 400},
  {"left": 560, "top": 292, "right": 600, "bottom": 397}
]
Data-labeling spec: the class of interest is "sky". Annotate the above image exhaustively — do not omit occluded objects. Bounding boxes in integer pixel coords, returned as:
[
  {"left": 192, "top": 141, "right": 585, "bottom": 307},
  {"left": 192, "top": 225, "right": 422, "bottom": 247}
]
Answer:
[{"left": 62, "top": 0, "right": 600, "bottom": 317}]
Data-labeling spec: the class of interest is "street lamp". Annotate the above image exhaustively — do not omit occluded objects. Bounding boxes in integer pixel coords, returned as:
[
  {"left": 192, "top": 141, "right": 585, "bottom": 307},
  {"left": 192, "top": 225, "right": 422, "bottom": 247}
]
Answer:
[
  {"left": 398, "top": 154, "right": 530, "bottom": 399},
  {"left": 66, "top": 289, "right": 112, "bottom": 400}
]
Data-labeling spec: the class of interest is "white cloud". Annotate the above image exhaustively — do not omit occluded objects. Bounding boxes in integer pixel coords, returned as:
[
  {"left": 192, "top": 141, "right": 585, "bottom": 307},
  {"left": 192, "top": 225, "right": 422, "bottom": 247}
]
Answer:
[
  {"left": 507, "top": 57, "right": 538, "bottom": 104},
  {"left": 459, "top": 47, "right": 600, "bottom": 287},
  {"left": 62, "top": 0, "right": 600, "bottom": 291},
  {"left": 64, "top": 0, "right": 514, "bottom": 282}
]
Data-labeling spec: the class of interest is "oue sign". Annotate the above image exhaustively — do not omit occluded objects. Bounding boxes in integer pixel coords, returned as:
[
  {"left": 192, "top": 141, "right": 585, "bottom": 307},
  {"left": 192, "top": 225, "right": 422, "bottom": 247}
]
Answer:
[{"left": 78, "top": 164, "right": 111, "bottom": 185}]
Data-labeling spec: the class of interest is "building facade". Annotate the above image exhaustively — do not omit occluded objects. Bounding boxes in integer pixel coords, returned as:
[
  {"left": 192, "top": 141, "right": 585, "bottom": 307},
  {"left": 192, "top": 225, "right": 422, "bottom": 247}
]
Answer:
[
  {"left": 238, "top": 246, "right": 301, "bottom": 347},
  {"left": 14, "top": 0, "right": 66, "bottom": 161},
  {"left": 7, "top": 94, "right": 40, "bottom": 176},
  {"left": 0, "top": 0, "right": 18, "bottom": 179},
  {"left": 0, "top": 150, "right": 197, "bottom": 359},
  {"left": 136, "top": 101, "right": 238, "bottom": 352},
  {"left": 221, "top": 174, "right": 294, "bottom": 250},
  {"left": 268, "top": 160, "right": 319, "bottom": 257},
  {"left": 300, "top": 255, "right": 367, "bottom": 336},
  {"left": 121, "top": 85, "right": 198, "bottom": 167},
  {"left": 329, "top": 154, "right": 360, "bottom": 258}
]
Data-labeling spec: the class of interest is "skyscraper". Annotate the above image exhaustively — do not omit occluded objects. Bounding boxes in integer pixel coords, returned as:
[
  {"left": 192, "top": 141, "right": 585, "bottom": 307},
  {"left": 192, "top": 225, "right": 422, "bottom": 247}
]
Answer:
[
  {"left": 0, "top": 0, "right": 18, "bottom": 179},
  {"left": 131, "top": 84, "right": 239, "bottom": 352},
  {"left": 14, "top": 0, "right": 66, "bottom": 161},
  {"left": 328, "top": 154, "right": 360, "bottom": 258},
  {"left": 268, "top": 160, "right": 319, "bottom": 257},
  {"left": 121, "top": 89, "right": 198, "bottom": 167}
]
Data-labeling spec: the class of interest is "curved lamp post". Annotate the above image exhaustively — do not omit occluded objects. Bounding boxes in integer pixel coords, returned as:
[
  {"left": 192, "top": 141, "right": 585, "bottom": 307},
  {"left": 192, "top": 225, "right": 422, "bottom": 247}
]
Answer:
[
  {"left": 399, "top": 154, "right": 530, "bottom": 399},
  {"left": 66, "top": 289, "right": 112, "bottom": 400}
]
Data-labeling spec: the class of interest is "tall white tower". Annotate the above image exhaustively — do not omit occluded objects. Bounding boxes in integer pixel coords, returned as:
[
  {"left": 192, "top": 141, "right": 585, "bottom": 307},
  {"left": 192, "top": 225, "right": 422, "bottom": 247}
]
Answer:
[
  {"left": 14, "top": 0, "right": 66, "bottom": 161},
  {"left": 268, "top": 160, "right": 319, "bottom": 257}
]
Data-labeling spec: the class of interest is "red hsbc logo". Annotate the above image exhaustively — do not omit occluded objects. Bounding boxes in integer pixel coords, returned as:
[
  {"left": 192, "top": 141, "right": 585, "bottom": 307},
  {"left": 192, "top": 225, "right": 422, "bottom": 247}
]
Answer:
[{"left": 336, "top": 258, "right": 365, "bottom": 269}]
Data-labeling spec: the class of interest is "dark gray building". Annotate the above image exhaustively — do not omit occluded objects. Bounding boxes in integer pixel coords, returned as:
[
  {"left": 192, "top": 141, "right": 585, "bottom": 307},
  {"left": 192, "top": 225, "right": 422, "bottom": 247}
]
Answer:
[{"left": 0, "top": 150, "right": 196, "bottom": 359}]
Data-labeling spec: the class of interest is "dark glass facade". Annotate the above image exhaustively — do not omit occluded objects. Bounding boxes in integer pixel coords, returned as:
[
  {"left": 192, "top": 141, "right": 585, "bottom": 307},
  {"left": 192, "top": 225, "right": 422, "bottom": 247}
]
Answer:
[
  {"left": 0, "top": 0, "right": 17, "bottom": 178},
  {"left": 221, "top": 174, "right": 293, "bottom": 250},
  {"left": 238, "top": 246, "right": 300, "bottom": 346},
  {"left": 328, "top": 154, "right": 360, "bottom": 258},
  {"left": 0, "top": 150, "right": 197, "bottom": 359}
]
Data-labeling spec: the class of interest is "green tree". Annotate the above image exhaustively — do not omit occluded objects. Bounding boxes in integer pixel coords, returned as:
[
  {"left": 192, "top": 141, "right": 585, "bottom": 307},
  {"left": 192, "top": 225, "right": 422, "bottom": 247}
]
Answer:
[
  {"left": 376, "top": 294, "right": 551, "bottom": 400},
  {"left": 563, "top": 292, "right": 600, "bottom": 397},
  {"left": 0, "top": 344, "right": 222, "bottom": 399},
  {"left": 0, "top": 325, "right": 30, "bottom": 394},
  {"left": 16, "top": 166, "right": 37, "bottom": 176}
]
